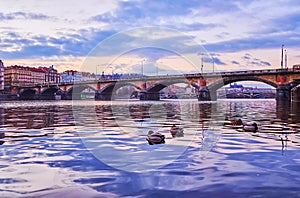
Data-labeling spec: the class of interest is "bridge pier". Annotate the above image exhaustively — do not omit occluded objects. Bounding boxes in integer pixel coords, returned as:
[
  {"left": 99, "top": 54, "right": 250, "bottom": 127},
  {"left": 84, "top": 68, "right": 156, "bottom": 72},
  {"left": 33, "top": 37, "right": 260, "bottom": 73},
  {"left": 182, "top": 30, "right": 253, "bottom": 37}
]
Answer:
[
  {"left": 276, "top": 99, "right": 291, "bottom": 121},
  {"left": 95, "top": 92, "right": 112, "bottom": 101},
  {"left": 19, "top": 94, "right": 37, "bottom": 100},
  {"left": 291, "top": 101, "right": 300, "bottom": 122},
  {"left": 292, "top": 87, "right": 300, "bottom": 102},
  {"left": 198, "top": 87, "right": 216, "bottom": 101},
  {"left": 38, "top": 93, "right": 56, "bottom": 100},
  {"left": 139, "top": 91, "right": 160, "bottom": 101},
  {"left": 56, "top": 90, "right": 67, "bottom": 100},
  {"left": 276, "top": 85, "right": 291, "bottom": 101}
]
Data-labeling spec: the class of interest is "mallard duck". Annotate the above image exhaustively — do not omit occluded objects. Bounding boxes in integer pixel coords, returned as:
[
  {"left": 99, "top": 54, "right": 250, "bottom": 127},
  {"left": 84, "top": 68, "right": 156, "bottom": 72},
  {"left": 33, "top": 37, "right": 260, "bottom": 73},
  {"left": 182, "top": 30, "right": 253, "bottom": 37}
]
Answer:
[
  {"left": 146, "top": 131, "right": 165, "bottom": 145},
  {"left": 224, "top": 119, "right": 243, "bottom": 126},
  {"left": 231, "top": 119, "right": 243, "bottom": 125},
  {"left": 243, "top": 122, "right": 258, "bottom": 132},
  {"left": 170, "top": 125, "right": 184, "bottom": 137}
]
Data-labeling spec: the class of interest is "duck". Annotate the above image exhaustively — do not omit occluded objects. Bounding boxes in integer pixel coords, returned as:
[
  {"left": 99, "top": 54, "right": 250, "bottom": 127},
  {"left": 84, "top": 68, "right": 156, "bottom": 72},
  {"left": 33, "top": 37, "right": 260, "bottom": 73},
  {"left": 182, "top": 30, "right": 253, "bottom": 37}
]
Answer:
[
  {"left": 230, "top": 119, "right": 243, "bottom": 126},
  {"left": 224, "top": 119, "right": 243, "bottom": 126},
  {"left": 243, "top": 122, "right": 258, "bottom": 132},
  {"left": 146, "top": 131, "right": 165, "bottom": 145},
  {"left": 170, "top": 124, "right": 184, "bottom": 137}
]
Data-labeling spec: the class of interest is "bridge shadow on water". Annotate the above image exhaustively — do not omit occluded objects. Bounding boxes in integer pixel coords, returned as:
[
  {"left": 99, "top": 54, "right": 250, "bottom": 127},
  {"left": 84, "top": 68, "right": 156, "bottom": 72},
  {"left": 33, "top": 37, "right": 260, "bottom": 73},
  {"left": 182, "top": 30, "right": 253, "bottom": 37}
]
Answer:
[{"left": 276, "top": 100, "right": 300, "bottom": 122}]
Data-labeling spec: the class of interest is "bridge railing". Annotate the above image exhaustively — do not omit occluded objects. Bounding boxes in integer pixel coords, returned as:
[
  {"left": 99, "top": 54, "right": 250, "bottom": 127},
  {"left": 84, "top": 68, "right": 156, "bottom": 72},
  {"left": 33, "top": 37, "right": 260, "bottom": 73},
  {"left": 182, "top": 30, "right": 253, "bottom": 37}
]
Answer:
[{"left": 15, "top": 68, "right": 300, "bottom": 88}]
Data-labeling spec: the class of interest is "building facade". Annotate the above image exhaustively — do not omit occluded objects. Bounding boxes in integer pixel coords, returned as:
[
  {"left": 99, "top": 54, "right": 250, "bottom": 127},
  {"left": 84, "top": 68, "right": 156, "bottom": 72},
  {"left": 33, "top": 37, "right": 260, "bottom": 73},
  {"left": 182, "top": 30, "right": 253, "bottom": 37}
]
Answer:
[
  {"left": 60, "top": 70, "right": 94, "bottom": 83},
  {"left": 4, "top": 65, "right": 61, "bottom": 87},
  {"left": 0, "top": 60, "right": 4, "bottom": 90},
  {"left": 4, "top": 65, "right": 45, "bottom": 87},
  {"left": 39, "top": 65, "right": 60, "bottom": 83}
]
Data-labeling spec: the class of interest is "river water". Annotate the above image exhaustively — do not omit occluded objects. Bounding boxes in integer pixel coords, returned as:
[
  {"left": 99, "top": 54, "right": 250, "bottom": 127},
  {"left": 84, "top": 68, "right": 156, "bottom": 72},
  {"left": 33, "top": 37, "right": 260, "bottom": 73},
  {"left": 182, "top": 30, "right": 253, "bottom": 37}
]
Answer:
[{"left": 0, "top": 99, "right": 300, "bottom": 197}]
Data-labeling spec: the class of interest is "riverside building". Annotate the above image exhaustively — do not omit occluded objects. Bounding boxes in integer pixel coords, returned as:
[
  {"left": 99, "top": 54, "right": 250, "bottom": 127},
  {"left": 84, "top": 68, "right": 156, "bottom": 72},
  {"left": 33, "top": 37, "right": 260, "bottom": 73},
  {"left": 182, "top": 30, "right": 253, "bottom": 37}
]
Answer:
[
  {"left": 0, "top": 60, "right": 4, "bottom": 90},
  {"left": 4, "top": 65, "right": 60, "bottom": 88},
  {"left": 39, "top": 65, "right": 60, "bottom": 84},
  {"left": 4, "top": 65, "right": 45, "bottom": 87},
  {"left": 60, "top": 70, "right": 94, "bottom": 83}
]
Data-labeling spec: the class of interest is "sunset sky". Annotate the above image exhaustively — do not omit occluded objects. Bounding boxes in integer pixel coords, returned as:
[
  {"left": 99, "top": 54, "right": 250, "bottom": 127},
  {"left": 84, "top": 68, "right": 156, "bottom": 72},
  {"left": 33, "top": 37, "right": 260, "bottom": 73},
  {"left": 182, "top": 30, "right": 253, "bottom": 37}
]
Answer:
[{"left": 1, "top": 0, "right": 300, "bottom": 79}]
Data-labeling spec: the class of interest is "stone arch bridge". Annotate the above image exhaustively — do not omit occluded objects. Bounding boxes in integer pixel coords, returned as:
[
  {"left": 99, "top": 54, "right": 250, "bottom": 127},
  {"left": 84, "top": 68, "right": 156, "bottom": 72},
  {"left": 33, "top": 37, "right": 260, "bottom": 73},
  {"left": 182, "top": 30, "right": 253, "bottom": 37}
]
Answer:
[{"left": 11, "top": 69, "right": 300, "bottom": 102}]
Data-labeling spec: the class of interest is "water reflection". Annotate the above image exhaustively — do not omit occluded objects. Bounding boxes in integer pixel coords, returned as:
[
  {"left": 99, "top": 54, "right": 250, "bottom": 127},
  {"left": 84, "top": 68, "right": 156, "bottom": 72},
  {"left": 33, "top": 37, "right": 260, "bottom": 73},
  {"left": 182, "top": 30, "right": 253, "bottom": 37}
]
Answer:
[
  {"left": 0, "top": 107, "right": 4, "bottom": 126},
  {"left": 74, "top": 100, "right": 221, "bottom": 172},
  {"left": 291, "top": 101, "right": 300, "bottom": 122},
  {"left": 276, "top": 100, "right": 291, "bottom": 121},
  {"left": 127, "top": 103, "right": 182, "bottom": 121},
  {"left": 198, "top": 103, "right": 213, "bottom": 119},
  {"left": 0, "top": 105, "right": 75, "bottom": 129},
  {"left": 0, "top": 100, "right": 300, "bottom": 197},
  {"left": 276, "top": 100, "right": 300, "bottom": 123},
  {"left": 279, "top": 134, "right": 288, "bottom": 156}
]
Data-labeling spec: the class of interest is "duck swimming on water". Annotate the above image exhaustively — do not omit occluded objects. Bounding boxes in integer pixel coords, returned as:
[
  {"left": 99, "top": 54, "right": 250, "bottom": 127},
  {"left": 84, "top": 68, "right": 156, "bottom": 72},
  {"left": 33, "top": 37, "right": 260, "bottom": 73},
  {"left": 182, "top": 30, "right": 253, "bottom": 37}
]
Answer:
[
  {"left": 146, "top": 131, "right": 165, "bottom": 145},
  {"left": 170, "top": 124, "right": 184, "bottom": 137},
  {"left": 230, "top": 119, "right": 243, "bottom": 126},
  {"left": 224, "top": 119, "right": 243, "bottom": 126},
  {"left": 243, "top": 122, "right": 258, "bottom": 132}
]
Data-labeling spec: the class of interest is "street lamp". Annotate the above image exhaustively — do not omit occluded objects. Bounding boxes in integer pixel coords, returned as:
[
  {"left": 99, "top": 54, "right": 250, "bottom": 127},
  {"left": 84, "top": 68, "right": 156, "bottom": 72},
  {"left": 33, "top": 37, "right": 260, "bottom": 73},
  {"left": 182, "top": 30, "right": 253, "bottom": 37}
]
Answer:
[
  {"left": 281, "top": 44, "right": 284, "bottom": 69},
  {"left": 141, "top": 59, "right": 145, "bottom": 77},
  {"left": 201, "top": 54, "right": 204, "bottom": 74},
  {"left": 96, "top": 65, "right": 101, "bottom": 80},
  {"left": 197, "top": 53, "right": 204, "bottom": 74},
  {"left": 212, "top": 57, "right": 215, "bottom": 73}
]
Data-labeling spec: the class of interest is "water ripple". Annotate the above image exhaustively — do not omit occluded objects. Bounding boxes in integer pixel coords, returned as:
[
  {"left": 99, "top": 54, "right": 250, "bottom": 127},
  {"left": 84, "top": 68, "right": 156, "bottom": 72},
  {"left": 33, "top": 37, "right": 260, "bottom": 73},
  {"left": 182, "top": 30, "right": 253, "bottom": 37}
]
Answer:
[{"left": 0, "top": 100, "right": 300, "bottom": 197}]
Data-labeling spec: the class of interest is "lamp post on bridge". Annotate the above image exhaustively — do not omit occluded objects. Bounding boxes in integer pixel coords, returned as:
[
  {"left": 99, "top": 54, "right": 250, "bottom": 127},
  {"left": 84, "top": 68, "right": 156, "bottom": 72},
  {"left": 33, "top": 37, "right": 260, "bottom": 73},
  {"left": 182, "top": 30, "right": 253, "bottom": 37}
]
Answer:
[
  {"left": 281, "top": 44, "right": 284, "bottom": 69},
  {"left": 201, "top": 54, "right": 203, "bottom": 74},
  {"left": 212, "top": 56, "right": 215, "bottom": 73},
  {"left": 198, "top": 53, "right": 204, "bottom": 74},
  {"left": 141, "top": 59, "right": 145, "bottom": 77},
  {"left": 95, "top": 65, "right": 101, "bottom": 80}
]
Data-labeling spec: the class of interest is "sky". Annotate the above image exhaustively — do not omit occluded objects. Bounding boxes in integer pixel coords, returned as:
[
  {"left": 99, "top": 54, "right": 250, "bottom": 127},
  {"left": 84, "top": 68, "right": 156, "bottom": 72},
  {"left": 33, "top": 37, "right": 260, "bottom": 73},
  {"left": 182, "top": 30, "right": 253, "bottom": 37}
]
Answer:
[{"left": 1, "top": 0, "right": 300, "bottom": 82}]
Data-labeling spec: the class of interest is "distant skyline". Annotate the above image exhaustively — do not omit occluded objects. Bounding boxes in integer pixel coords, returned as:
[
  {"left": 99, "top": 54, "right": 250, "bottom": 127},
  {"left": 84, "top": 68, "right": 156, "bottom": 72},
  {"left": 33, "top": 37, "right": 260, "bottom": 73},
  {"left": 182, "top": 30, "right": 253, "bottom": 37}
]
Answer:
[{"left": 1, "top": 0, "right": 300, "bottom": 80}]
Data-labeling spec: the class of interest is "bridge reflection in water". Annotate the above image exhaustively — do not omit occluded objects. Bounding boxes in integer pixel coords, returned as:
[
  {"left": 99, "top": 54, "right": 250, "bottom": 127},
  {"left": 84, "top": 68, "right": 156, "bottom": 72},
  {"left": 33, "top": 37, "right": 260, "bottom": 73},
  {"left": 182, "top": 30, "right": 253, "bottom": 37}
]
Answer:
[
  {"left": 9, "top": 68, "right": 300, "bottom": 102},
  {"left": 1, "top": 100, "right": 300, "bottom": 131},
  {"left": 2, "top": 100, "right": 300, "bottom": 196}
]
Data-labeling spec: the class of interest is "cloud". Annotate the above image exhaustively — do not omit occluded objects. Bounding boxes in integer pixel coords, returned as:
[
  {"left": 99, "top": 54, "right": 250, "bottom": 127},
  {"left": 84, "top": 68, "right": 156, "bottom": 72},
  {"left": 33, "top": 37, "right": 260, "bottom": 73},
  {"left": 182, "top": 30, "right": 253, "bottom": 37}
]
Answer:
[
  {"left": 0, "top": 29, "right": 118, "bottom": 59},
  {"left": 260, "top": 61, "right": 271, "bottom": 66},
  {"left": 176, "top": 22, "right": 221, "bottom": 31},
  {"left": 239, "top": 53, "right": 272, "bottom": 67},
  {"left": 204, "top": 31, "right": 300, "bottom": 53},
  {"left": 0, "top": 12, "right": 52, "bottom": 20},
  {"left": 213, "top": 57, "right": 226, "bottom": 65},
  {"left": 232, "top": 61, "right": 240, "bottom": 65},
  {"left": 216, "top": 32, "right": 230, "bottom": 39},
  {"left": 2, "top": 0, "right": 300, "bottom": 72},
  {"left": 91, "top": 0, "right": 225, "bottom": 31},
  {"left": 242, "top": 53, "right": 252, "bottom": 60}
]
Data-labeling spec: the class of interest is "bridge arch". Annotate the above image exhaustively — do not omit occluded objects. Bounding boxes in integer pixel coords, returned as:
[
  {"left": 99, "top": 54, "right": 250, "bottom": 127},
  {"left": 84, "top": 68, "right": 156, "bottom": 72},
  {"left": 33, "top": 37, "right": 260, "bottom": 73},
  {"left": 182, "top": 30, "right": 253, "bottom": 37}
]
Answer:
[
  {"left": 288, "top": 80, "right": 300, "bottom": 90},
  {"left": 67, "top": 85, "right": 97, "bottom": 100},
  {"left": 146, "top": 79, "right": 199, "bottom": 93},
  {"left": 140, "top": 79, "right": 199, "bottom": 100},
  {"left": 40, "top": 87, "right": 60, "bottom": 100},
  {"left": 96, "top": 82, "right": 142, "bottom": 100},
  {"left": 208, "top": 76, "right": 278, "bottom": 91},
  {"left": 19, "top": 89, "right": 36, "bottom": 100}
]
